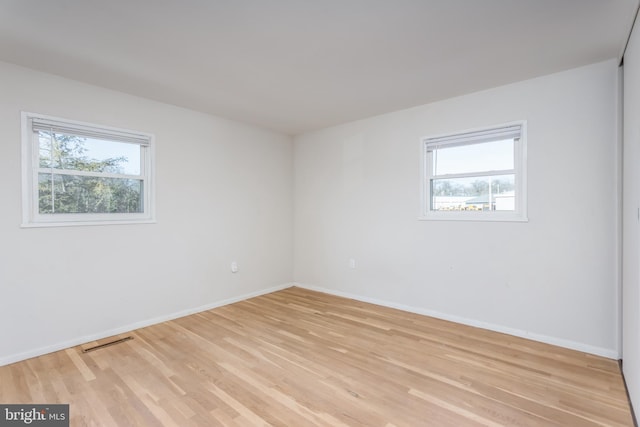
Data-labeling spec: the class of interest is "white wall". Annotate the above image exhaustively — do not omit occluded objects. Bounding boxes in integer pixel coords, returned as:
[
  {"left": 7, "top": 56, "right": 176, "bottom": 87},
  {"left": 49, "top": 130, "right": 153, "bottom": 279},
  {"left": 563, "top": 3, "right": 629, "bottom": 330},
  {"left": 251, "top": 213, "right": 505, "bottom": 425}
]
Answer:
[
  {"left": 294, "top": 60, "right": 620, "bottom": 357},
  {"left": 623, "top": 13, "right": 640, "bottom": 415},
  {"left": 0, "top": 61, "right": 293, "bottom": 365},
  {"left": 0, "top": 57, "right": 622, "bottom": 365}
]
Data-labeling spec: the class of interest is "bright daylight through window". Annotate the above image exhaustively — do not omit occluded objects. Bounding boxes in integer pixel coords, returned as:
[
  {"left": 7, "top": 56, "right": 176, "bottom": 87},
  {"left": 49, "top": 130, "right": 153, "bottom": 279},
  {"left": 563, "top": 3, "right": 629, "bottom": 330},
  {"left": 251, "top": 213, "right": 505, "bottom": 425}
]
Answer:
[
  {"left": 21, "top": 112, "right": 155, "bottom": 226},
  {"left": 421, "top": 122, "right": 526, "bottom": 221}
]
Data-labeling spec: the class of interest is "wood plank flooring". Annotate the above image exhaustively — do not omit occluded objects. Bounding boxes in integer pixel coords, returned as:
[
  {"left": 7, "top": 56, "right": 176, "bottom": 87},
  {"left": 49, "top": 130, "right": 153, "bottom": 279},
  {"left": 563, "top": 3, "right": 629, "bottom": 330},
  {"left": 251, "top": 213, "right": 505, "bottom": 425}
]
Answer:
[{"left": 0, "top": 287, "right": 634, "bottom": 426}]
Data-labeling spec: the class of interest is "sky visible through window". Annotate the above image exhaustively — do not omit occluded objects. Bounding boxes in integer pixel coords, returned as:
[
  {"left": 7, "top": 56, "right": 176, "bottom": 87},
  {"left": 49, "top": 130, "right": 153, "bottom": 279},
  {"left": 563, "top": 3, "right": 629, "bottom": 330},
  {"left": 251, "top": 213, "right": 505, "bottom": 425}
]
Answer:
[
  {"left": 429, "top": 138, "right": 516, "bottom": 211},
  {"left": 79, "top": 138, "right": 141, "bottom": 175},
  {"left": 433, "top": 139, "right": 513, "bottom": 176}
]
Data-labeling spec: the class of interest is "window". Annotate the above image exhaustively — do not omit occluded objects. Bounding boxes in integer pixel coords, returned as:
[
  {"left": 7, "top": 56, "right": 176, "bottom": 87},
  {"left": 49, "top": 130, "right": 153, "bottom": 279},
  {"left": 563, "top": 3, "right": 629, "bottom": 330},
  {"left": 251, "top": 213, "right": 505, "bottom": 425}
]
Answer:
[
  {"left": 421, "top": 122, "right": 527, "bottom": 221},
  {"left": 21, "top": 112, "right": 155, "bottom": 226}
]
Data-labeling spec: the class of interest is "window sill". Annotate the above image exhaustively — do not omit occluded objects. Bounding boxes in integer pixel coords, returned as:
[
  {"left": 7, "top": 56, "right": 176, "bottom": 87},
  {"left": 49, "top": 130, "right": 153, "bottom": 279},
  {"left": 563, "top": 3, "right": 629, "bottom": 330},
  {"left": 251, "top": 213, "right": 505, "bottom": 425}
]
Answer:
[
  {"left": 418, "top": 214, "right": 528, "bottom": 222},
  {"left": 21, "top": 219, "right": 157, "bottom": 228}
]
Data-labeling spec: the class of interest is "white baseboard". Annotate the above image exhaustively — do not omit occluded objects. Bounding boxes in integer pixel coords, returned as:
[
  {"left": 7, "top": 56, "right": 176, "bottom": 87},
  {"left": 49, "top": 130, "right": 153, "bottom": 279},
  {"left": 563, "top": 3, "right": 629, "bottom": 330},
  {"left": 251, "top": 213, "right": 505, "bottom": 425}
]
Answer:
[
  {"left": 3, "top": 282, "right": 618, "bottom": 366},
  {"left": 0, "top": 283, "right": 294, "bottom": 367},
  {"left": 294, "top": 283, "right": 620, "bottom": 360}
]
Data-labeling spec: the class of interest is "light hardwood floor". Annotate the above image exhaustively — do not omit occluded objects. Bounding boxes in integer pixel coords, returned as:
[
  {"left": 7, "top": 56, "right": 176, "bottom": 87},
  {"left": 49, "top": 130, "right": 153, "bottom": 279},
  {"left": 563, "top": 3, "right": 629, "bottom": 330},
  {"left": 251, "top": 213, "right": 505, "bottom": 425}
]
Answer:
[{"left": 0, "top": 287, "right": 634, "bottom": 426}]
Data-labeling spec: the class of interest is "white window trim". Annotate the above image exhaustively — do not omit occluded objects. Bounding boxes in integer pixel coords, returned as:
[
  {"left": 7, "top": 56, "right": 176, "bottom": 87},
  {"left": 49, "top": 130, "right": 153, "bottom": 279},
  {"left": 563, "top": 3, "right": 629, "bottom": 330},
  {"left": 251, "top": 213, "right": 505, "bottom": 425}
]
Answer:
[
  {"left": 21, "top": 112, "right": 156, "bottom": 227},
  {"left": 419, "top": 120, "right": 528, "bottom": 222}
]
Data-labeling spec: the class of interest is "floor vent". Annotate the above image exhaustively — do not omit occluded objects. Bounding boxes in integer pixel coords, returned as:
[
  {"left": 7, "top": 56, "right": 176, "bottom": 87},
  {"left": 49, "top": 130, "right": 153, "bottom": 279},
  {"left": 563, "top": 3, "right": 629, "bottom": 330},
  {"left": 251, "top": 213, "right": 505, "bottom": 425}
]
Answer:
[{"left": 82, "top": 336, "right": 133, "bottom": 353}]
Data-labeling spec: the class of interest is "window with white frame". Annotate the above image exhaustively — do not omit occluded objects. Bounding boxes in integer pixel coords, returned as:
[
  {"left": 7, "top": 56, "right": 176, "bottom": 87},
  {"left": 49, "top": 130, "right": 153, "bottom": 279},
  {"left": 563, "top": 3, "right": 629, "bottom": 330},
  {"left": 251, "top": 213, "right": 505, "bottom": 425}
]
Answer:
[
  {"left": 421, "top": 122, "right": 527, "bottom": 221},
  {"left": 21, "top": 112, "right": 155, "bottom": 226}
]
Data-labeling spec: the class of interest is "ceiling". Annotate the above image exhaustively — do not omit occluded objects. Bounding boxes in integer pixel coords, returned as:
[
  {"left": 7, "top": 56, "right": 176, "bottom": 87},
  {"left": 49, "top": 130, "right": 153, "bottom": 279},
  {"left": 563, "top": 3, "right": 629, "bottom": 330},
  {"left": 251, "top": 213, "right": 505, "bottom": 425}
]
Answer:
[{"left": 0, "top": 1, "right": 638, "bottom": 135}]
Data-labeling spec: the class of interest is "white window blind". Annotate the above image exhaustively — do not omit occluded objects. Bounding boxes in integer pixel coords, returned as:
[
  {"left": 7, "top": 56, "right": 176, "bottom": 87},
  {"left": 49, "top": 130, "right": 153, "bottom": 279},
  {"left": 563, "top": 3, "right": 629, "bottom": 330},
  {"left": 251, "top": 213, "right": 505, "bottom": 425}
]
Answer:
[
  {"left": 31, "top": 117, "right": 150, "bottom": 145},
  {"left": 425, "top": 124, "right": 522, "bottom": 150}
]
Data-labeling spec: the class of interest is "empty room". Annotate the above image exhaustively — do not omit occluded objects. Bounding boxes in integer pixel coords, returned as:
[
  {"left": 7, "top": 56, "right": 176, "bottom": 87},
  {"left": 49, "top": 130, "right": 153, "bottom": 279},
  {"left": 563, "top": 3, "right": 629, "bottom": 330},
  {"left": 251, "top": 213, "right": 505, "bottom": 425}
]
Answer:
[{"left": 1, "top": 1, "right": 640, "bottom": 426}]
